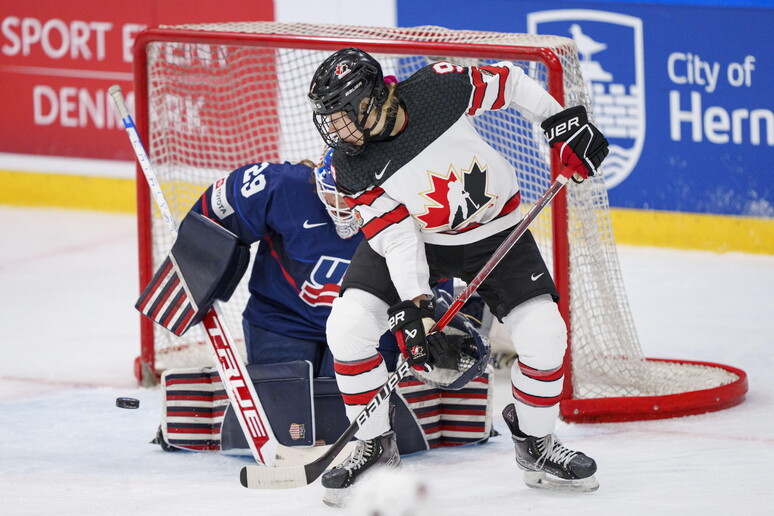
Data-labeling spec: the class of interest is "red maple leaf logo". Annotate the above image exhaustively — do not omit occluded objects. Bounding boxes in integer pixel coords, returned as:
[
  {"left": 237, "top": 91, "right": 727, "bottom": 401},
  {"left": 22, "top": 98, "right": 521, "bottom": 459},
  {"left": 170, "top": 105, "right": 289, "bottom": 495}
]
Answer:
[{"left": 416, "top": 169, "right": 458, "bottom": 231}]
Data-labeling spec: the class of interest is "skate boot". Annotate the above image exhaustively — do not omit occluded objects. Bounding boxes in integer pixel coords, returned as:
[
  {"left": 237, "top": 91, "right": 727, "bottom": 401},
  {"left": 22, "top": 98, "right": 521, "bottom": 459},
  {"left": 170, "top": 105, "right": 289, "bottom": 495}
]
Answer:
[
  {"left": 321, "top": 430, "right": 401, "bottom": 507},
  {"left": 502, "top": 404, "right": 599, "bottom": 492}
]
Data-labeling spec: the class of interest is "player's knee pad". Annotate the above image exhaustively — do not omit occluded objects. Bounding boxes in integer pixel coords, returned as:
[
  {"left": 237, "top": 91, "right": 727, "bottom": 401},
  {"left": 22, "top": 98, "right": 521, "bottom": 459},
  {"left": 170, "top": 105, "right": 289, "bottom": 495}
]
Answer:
[
  {"left": 502, "top": 294, "right": 567, "bottom": 370},
  {"left": 326, "top": 289, "right": 390, "bottom": 361}
]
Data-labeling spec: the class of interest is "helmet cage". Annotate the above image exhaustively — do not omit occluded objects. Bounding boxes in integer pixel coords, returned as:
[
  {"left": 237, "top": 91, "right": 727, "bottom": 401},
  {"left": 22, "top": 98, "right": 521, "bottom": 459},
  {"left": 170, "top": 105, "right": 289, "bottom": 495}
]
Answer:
[
  {"left": 308, "top": 48, "right": 389, "bottom": 156},
  {"left": 314, "top": 148, "right": 360, "bottom": 239}
]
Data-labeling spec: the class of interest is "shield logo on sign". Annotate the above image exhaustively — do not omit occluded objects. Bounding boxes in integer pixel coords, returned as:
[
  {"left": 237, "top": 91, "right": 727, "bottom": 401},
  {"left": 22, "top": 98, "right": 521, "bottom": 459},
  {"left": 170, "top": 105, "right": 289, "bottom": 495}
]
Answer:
[{"left": 527, "top": 10, "right": 645, "bottom": 189}]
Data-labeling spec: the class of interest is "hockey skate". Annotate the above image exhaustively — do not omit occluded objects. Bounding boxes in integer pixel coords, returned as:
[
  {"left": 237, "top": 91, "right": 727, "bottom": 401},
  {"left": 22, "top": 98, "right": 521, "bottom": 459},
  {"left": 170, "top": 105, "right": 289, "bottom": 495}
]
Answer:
[
  {"left": 321, "top": 430, "right": 401, "bottom": 507},
  {"left": 502, "top": 404, "right": 599, "bottom": 492}
]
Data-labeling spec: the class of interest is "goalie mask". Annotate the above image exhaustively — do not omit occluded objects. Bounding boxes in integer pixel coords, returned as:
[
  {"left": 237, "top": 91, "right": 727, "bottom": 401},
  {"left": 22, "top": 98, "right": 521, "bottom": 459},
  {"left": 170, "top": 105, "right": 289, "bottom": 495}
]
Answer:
[
  {"left": 308, "top": 47, "right": 389, "bottom": 156},
  {"left": 414, "top": 289, "right": 491, "bottom": 390},
  {"left": 314, "top": 147, "right": 360, "bottom": 239}
]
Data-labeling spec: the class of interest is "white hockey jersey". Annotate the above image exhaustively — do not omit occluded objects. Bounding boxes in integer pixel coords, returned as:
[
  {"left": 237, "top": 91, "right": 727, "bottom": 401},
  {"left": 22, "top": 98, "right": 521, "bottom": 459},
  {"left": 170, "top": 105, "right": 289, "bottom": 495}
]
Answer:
[{"left": 331, "top": 61, "right": 563, "bottom": 301}]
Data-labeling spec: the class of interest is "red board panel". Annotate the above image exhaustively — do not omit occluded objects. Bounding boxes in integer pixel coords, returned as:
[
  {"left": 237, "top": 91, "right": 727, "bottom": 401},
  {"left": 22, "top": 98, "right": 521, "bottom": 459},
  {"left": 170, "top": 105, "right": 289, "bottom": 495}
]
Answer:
[{"left": 0, "top": 0, "right": 274, "bottom": 161}]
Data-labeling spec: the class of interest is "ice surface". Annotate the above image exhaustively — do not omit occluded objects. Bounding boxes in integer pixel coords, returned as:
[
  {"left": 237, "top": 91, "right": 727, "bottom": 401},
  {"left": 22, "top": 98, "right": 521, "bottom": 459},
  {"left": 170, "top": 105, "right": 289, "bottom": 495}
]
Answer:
[{"left": 1, "top": 206, "right": 772, "bottom": 515}]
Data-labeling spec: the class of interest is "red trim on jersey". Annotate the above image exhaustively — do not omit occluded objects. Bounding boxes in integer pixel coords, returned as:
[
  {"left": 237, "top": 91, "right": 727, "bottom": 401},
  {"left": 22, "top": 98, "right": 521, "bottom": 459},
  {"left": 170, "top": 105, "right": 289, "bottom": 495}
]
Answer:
[
  {"left": 511, "top": 384, "right": 562, "bottom": 407},
  {"left": 361, "top": 205, "right": 410, "bottom": 239},
  {"left": 499, "top": 191, "right": 522, "bottom": 217},
  {"left": 342, "top": 387, "right": 382, "bottom": 406},
  {"left": 468, "top": 67, "right": 486, "bottom": 116},
  {"left": 334, "top": 354, "right": 384, "bottom": 376},
  {"left": 349, "top": 187, "right": 385, "bottom": 207},
  {"left": 518, "top": 360, "right": 564, "bottom": 382},
  {"left": 263, "top": 236, "right": 300, "bottom": 293},
  {"left": 480, "top": 65, "right": 509, "bottom": 110},
  {"left": 199, "top": 193, "right": 209, "bottom": 218}
]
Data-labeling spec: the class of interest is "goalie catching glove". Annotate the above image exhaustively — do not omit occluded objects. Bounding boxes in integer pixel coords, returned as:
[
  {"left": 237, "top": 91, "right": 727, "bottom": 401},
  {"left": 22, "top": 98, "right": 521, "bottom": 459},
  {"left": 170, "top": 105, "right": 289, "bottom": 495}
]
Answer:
[
  {"left": 387, "top": 299, "right": 478, "bottom": 370},
  {"left": 541, "top": 105, "right": 609, "bottom": 183}
]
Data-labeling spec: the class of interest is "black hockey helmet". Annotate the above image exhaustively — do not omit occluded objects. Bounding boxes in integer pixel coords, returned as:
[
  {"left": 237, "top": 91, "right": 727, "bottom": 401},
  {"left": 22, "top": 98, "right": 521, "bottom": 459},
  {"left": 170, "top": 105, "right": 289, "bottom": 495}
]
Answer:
[{"left": 308, "top": 47, "right": 389, "bottom": 155}]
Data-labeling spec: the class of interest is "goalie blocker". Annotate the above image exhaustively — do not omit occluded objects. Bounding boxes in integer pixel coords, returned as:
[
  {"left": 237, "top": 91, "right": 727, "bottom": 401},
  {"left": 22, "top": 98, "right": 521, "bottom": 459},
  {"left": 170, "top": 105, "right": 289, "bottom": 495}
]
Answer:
[{"left": 136, "top": 212, "right": 250, "bottom": 335}]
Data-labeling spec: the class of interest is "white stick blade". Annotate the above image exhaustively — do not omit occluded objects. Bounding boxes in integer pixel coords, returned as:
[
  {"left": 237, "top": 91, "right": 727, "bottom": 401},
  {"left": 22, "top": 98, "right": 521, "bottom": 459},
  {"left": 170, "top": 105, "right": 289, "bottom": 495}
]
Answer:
[{"left": 240, "top": 465, "right": 308, "bottom": 489}]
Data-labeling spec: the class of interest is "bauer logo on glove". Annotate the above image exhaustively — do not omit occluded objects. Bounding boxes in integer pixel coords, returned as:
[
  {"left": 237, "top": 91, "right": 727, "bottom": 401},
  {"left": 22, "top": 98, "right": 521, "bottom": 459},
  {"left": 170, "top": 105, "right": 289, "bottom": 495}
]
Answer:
[
  {"left": 387, "top": 299, "right": 436, "bottom": 366},
  {"left": 541, "top": 105, "right": 609, "bottom": 183}
]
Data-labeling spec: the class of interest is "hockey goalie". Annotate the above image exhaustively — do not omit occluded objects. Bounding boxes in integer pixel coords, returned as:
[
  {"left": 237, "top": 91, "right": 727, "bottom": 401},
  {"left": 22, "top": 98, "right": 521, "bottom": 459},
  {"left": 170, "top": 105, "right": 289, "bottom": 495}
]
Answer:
[{"left": 139, "top": 151, "right": 495, "bottom": 460}]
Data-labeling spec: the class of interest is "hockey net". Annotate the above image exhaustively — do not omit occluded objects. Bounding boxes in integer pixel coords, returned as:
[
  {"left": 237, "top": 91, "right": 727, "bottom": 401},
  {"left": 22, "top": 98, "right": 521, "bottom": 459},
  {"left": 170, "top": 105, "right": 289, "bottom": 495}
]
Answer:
[{"left": 132, "top": 21, "right": 746, "bottom": 422}]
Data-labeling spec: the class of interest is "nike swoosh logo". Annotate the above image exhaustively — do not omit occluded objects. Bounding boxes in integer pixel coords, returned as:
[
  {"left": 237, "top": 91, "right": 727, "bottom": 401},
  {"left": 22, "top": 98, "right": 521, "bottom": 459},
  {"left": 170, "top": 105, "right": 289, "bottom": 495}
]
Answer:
[
  {"left": 531, "top": 272, "right": 545, "bottom": 281},
  {"left": 303, "top": 220, "right": 328, "bottom": 229},
  {"left": 374, "top": 160, "right": 391, "bottom": 180}
]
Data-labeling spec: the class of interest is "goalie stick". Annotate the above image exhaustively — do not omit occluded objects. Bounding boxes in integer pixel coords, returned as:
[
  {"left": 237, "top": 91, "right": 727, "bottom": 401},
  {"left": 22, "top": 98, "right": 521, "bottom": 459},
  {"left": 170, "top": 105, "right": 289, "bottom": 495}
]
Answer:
[
  {"left": 240, "top": 170, "right": 572, "bottom": 489},
  {"left": 109, "top": 85, "right": 281, "bottom": 466}
]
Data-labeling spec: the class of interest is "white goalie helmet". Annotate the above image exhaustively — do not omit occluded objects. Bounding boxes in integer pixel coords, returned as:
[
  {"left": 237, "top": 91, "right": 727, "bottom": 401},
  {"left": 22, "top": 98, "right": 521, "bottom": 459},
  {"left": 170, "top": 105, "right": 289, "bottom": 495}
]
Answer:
[{"left": 314, "top": 147, "right": 361, "bottom": 239}]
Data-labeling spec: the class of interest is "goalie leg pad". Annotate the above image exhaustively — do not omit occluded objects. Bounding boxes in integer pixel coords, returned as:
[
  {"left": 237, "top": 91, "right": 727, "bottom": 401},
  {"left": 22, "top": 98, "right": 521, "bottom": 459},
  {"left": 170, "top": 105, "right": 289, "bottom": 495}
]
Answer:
[
  {"left": 158, "top": 365, "right": 452, "bottom": 457},
  {"left": 159, "top": 367, "right": 228, "bottom": 452},
  {"left": 396, "top": 366, "right": 494, "bottom": 449},
  {"left": 221, "top": 361, "right": 315, "bottom": 449}
]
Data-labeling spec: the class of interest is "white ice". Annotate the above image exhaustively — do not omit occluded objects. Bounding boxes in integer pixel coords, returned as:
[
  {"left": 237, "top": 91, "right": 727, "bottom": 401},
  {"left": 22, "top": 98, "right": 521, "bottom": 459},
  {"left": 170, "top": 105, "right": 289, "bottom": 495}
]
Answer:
[{"left": 1, "top": 206, "right": 772, "bottom": 516}]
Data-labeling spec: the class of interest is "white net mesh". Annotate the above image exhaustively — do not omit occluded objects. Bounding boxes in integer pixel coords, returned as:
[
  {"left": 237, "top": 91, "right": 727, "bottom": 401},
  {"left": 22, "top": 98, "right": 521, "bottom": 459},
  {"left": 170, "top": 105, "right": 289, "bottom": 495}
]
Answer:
[{"left": 138, "top": 22, "right": 738, "bottom": 403}]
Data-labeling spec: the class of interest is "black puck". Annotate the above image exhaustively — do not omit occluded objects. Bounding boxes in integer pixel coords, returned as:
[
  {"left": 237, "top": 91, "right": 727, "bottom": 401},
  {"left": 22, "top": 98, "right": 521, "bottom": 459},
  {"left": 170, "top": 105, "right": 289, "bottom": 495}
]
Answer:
[{"left": 116, "top": 397, "right": 140, "bottom": 409}]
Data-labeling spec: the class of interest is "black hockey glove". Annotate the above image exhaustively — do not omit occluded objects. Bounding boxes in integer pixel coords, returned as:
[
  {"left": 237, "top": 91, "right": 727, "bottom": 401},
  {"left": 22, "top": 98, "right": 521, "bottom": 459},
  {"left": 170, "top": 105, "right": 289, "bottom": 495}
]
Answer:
[
  {"left": 541, "top": 105, "right": 609, "bottom": 183},
  {"left": 388, "top": 299, "right": 436, "bottom": 367},
  {"left": 424, "top": 331, "right": 478, "bottom": 370}
]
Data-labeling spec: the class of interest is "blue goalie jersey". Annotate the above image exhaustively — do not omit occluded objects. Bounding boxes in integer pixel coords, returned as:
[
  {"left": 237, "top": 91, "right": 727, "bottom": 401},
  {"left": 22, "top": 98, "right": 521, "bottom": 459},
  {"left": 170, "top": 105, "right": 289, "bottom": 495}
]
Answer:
[{"left": 191, "top": 161, "right": 363, "bottom": 342}]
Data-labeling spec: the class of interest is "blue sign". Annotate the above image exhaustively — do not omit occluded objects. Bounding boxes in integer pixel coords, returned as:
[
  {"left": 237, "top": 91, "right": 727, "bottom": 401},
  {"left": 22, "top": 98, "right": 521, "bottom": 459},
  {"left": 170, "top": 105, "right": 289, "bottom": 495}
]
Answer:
[{"left": 398, "top": 1, "right": 774, "bottom": 218}]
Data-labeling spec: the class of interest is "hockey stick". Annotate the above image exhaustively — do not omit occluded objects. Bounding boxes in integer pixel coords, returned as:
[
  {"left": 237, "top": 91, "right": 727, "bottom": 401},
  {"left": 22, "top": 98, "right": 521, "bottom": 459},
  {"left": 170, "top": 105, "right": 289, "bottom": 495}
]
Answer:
[
  {"left": 110, "top": 85, "right": 280, "bottom": 466},
  {"left": 240, "top": 171, "right": 571, "bottom": 489}
]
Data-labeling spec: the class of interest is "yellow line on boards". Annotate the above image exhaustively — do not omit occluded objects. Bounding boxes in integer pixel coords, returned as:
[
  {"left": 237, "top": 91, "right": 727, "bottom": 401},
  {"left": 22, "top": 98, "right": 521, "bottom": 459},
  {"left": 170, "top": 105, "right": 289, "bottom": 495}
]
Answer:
[
  {"left": 610, "top": 208, "right": 774, "bottom": 255},
  {"left": 0, "top": 170, "right": 136, "bottom": 214},
  {"left": 1, "top": 170, "right": 772, "bottom": 254}
]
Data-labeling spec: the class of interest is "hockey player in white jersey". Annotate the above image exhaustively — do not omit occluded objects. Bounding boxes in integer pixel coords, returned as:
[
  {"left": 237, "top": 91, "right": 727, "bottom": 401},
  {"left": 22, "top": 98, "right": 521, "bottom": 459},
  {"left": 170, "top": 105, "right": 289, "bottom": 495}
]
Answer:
[{"left": 308, "top": 47, "right": 608, "bottom": 501}]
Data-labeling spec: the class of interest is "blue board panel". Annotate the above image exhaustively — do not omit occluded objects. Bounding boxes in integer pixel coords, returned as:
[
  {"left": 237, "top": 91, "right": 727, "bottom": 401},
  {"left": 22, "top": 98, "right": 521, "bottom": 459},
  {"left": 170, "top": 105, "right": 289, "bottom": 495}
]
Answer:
[{"left": 397, "top": 1, "right": 773, "bottom": 217}]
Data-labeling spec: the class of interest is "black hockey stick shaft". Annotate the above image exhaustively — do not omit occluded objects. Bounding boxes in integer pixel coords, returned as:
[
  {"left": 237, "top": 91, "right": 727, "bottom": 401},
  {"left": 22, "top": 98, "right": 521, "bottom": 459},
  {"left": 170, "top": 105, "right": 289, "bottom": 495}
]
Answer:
[{"left": 240, "top": 172, "right": 571, "bottom": 489}]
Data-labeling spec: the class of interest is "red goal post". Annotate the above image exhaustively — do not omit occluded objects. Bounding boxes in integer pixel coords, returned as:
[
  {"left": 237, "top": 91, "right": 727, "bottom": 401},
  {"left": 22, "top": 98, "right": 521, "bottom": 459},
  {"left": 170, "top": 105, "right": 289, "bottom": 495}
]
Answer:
[{"left": 131, "top": 21, "right": 746, "bottom": 422}]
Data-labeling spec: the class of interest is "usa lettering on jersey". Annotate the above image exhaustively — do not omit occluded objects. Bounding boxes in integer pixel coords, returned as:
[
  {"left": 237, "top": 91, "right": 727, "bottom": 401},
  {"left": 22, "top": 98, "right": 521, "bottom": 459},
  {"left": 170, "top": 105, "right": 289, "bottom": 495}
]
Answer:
[{"left": 299, "top": 255, "right": 351, "bottom": 307}]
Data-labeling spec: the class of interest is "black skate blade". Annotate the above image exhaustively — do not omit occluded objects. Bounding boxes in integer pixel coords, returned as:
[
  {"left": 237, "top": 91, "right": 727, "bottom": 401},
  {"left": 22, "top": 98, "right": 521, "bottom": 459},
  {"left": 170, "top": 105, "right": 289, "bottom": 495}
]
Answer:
[{"left": 523, "top": 471, "right": 600, "bottom": 493}]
